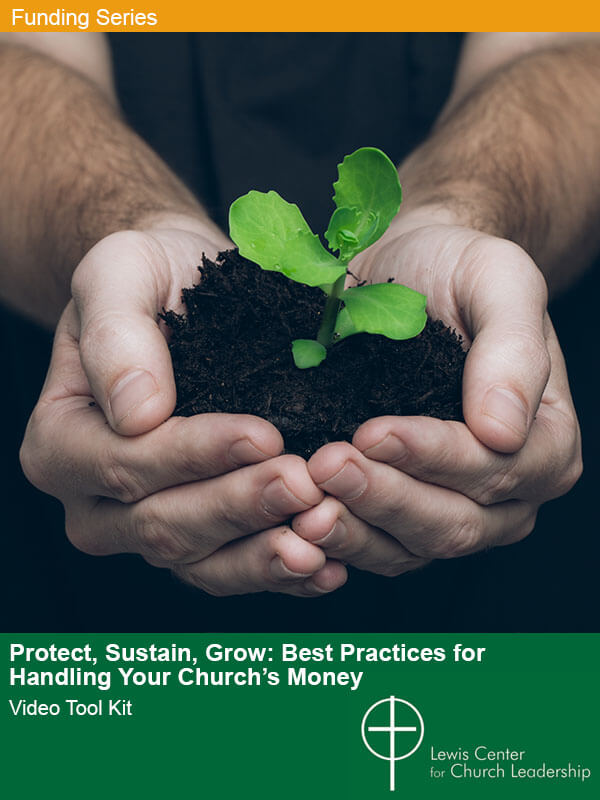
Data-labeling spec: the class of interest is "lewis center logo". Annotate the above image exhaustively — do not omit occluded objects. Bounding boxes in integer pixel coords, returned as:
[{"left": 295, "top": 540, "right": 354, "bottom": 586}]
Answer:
[{"left": 361, "top": 697, "right": 425, "bottom": 791}]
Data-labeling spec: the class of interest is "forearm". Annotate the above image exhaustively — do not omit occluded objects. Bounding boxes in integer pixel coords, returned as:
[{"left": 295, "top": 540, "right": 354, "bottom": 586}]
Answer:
[
  {"left": 394, "top": 41, "right": 600, "bottom": 293},
  {"left": 0, "top": 43, "right": 223, "bottom": 327}
]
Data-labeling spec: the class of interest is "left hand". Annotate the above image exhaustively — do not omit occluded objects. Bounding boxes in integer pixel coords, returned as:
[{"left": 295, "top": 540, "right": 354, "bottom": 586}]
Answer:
[
  {"left": 292, "top": 222, "right": 582, "bottom": 575},
  {"left": 20, "top": 225, "right": 347, "bottom": 598}
]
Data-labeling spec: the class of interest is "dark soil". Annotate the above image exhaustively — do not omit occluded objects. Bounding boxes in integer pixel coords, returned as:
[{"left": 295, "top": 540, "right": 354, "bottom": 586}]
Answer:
[{"left": 163, "top": 250, "right": 467, "bottom": 459}]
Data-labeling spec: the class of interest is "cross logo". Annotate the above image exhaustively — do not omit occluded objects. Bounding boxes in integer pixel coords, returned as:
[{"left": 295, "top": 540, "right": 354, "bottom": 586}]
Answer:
[{"left": 361, "top": 696, "right": 425, "bottom": 791}]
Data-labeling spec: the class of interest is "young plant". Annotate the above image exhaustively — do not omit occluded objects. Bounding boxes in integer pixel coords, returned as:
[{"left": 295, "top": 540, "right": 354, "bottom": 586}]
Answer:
[{"left": 229, "top": 147, "right": 427, "bottom": 368}]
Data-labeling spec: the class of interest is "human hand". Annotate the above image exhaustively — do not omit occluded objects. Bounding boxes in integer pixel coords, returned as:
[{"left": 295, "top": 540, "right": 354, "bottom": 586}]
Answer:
[
  {"left": 292, "top": 223, "right": 582, "bottom": 575},
  {"left": 20, "top": 222, "right": 347, "bottom": 596}
]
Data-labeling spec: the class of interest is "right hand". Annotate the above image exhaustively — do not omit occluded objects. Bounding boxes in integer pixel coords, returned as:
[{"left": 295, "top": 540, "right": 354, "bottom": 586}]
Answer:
[
  {"left": 20, "top": 222, "right": 347, "bottom": 597},
  {"left": 292, "top": 222, "right": 581, "bottom": 575}
]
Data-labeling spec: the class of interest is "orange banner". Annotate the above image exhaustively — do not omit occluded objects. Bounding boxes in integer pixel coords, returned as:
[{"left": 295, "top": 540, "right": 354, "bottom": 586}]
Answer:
[{"left": 2, "top": 1, "right": 600, "bottom": 32}]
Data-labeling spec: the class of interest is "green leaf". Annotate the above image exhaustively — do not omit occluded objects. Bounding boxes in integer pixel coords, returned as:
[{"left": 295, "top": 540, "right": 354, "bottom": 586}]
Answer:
[
  {"left": 278, "top": 231, "right": 346, "bottom": 287},
  {"left": 326, "top": 207, "right": 359, "bottom": 259},
  {"left": 292, "top": 339, "right": 328, "bottom": 369},
  {"left": 229, "top": 190, "right": 345, "bottom": 287},
  {"left": 342, "top": 283, "right": 427, "bottom": 340},
  {"left": 327, "top": 147, "right": 402, "bottom": 257},
  {"left": 333, "top": 306, "right": 358, "bottom": 341},
  {"left": 325, "top": 206, "right": 379, "bottom": 263}
]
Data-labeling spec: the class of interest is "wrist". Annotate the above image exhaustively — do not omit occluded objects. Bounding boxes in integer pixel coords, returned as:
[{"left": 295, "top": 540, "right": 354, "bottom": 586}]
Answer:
[
  {"left": 395, "top": 179, "right": 513, "bottom": 235},
  {"left": 395, "top": 148, "right": 516, "bottom": 243},
  {"left": 361, "top": 184, "right": 516, "bottom": 268}
]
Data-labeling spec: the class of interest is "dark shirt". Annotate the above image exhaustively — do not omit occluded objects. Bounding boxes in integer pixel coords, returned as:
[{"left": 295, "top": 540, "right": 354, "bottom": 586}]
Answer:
[{"left": 108, "top": 33, "right": 463, "bottom": 232}]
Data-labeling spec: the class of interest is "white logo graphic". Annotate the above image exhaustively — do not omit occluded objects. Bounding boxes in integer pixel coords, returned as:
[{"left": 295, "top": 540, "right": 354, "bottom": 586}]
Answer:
[{"left": 361, "top": 696, "right": 425, "bottom": 791}]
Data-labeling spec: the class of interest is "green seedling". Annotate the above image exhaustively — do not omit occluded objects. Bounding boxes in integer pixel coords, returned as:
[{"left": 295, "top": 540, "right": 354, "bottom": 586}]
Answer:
[{"left": 229, "top": 147, "right": 427, "bottom": 368}]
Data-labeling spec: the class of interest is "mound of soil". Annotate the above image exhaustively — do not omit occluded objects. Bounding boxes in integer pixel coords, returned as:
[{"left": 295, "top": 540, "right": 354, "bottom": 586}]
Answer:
[{"left": 163, "top": 250, "right": 467, "bottom": 458}]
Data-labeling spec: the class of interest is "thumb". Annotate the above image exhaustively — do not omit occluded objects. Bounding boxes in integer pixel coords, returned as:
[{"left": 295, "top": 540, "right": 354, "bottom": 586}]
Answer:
[
  {"left": 71, "top": 230, "right": 178, "bottom": 436},
  {"left": 460, "top": 247, "right": 551, "bottom": 454}
]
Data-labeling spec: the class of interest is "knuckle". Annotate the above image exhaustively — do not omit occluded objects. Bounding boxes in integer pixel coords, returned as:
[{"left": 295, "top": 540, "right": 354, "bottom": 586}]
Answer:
[
  {"left": 570, "top": 449, "right": 584, "bottom": 486},
  {"left": 159, "top": 416, "right": 194, "bottom": 457},
  {"left": 385, "top": 559, "right": 429, "bottom": 577},
  {"left": 377, "top": 559, "right": 415, "bottom": 578},
  {"left": 506, "top": 509, "right": 538, "bottom": 545},
  {"left": 168, "top": 418, "right": 212, "bottom": 476},
  {"left": 133, "top": 509, "right": 192, "bottom": 564},
  {"left": 535, "top": 343, "right": 552, "bottom": 388},
  {"left": 209, "top": 487, "right": 254, "bottom": 534},
  {"left": 64, "top": 514, "right": 101, "bottom": 556},
  {"left": 375, "top": 498, "right": 410, "bottom": 533},
  {"left": 174, "top": 565, "right": 228, "bottom": 597},
  {"left": 19, "top": 406, "right": 56, "bottom": 494},
  {"left": 540, "top": 346, "right": 552, "bottom": 385},
  {"left": 474, "top": 461, "right": 520, "bottom": 505},
  {"left": 423, "top": 518, "right": 482, "bottom": 560},
  {"left": 429, "top": 436, "right": 458, "bottom": 473},
  {"left": 537, "top": 417, "right": 582, "bottom": 501},
  {"left": 521, "top": 510, "right": 538, "bottom": 540},
  {"left": 331, "top": 524, "right": 380, "bottom": 566},
  {"left": 332, "top": 537, "right": 364, "bottom": 562},
  {"left": 19, "top": 437, "right": 47, "bottom": 492},
  {"left": 521, "top": 337, "right": 552, "bottom": 390},
  {"left": 524, "top": 509, "right": 538, "bottom": 538},
  {"left": 196, "top": 578, "right": 230, "bottom": 597},
  {"left": 555, "top": 454, "right": 583, "bottom": 498},
  {"left": 556, "top": 423, "right": 583, "bottom": 497},
  {"left": 98, "top": 456, "right": 147, "bottom": 504}
]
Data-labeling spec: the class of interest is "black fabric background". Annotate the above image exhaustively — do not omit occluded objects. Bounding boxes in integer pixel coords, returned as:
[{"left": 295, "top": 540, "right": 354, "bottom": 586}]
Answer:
[{"left": 2, "top": 33, "right": 597, "bottom": 632}]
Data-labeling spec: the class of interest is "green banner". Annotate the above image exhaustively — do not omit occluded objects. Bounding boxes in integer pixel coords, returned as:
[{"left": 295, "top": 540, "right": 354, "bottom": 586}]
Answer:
[{"left": 2, "top": 634, "right": 597, "bottom": 798}]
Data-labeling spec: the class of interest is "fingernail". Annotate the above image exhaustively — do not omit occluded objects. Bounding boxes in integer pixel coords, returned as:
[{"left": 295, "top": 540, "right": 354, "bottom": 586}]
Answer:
[
  {"left": 229, "top": 438, "right": 272, "bottom": 466},
  {"left": 363, "top": 434, "right": 408, "bottom": 464},
  {"left": 269, "top": 556, "right": 312, "bottom": 581},
  {"left": 482, "top": 386, "right": 528, "bottom": 439},
  {"left": 314, "top": 518, "right": 347, "bottom": 547},
  {"left": 262, "top": 478, "right": 311, "bottom": 518},
  {"left": 319, "top": 461, "right": 367, "bottom": 500},
  {"left": 109, "top": 369, "right": 158, "bottom": 425},
  {"left": 319, "top": 461, "right": 367, "bottom": 501}
]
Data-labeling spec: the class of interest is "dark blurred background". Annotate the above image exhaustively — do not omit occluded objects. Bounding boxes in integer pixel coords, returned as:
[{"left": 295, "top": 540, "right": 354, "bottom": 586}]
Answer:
[{"left": 2, "top": 34, "right": 597, "bottom": 632}]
